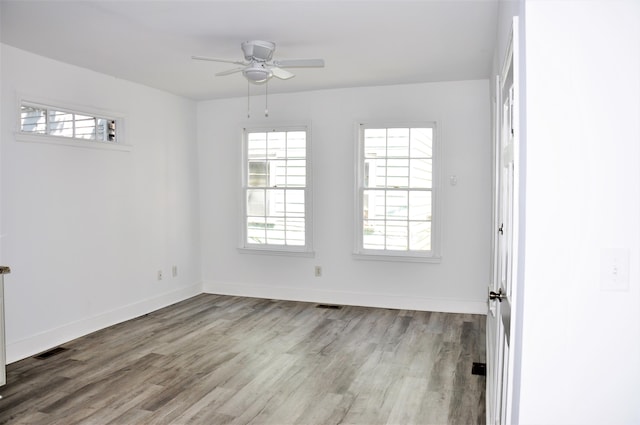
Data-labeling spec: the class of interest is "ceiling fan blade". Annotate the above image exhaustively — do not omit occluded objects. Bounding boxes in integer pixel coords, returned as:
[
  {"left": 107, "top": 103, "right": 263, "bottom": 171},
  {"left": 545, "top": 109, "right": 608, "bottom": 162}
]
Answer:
[
  {"left": 273, "top": 58, "right": 325, "bottom": 68},
  {"left": 215, "top": 67, "right": 245, "bottom": 77},
  {"left": 271, "top": 67, "right": 295, "bottom": 80},
  {"left": 191, "top": 55, "right": 246, "bottom": 66}
]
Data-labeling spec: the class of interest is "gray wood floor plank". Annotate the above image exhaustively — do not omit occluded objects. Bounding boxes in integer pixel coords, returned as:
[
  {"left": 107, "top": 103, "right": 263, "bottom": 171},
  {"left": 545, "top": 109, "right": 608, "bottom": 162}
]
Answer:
[
  {"left": 0, "top": 294, "right": 485, "bottom": 425},
  {"left": 385, "top": 376, "right": 430, "bottom": 425}
]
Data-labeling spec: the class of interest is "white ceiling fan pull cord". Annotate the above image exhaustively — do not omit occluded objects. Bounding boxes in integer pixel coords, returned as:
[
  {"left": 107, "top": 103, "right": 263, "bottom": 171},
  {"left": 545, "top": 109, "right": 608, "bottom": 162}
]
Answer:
[
  {"left": 265, "top": 80, "right": 269, "bottom": 117},
  {"left": 247, "top": 80, "right": 251, "bottom": 118}
]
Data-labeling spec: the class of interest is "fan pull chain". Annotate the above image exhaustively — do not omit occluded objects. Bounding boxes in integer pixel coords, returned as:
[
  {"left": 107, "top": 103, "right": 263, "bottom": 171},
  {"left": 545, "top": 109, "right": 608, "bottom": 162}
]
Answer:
[
  {"left": 247, "top": 80, "right": 251, "bottom": 118},
  {"left": 265, "top": 80, "right": 269, "bottom": 117}
]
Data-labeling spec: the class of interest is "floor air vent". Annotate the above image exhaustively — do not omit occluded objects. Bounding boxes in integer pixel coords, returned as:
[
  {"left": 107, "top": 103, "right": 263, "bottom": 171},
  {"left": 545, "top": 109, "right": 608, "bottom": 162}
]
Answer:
[
  {"left": 316, "top": 304, "right": 342, "bottom": 310},
  {"left": 472, "top": 362, "right": 486, "bottom": 376},
  {"left": 34, "top": 347, "right": 68, "bottom": 360}
]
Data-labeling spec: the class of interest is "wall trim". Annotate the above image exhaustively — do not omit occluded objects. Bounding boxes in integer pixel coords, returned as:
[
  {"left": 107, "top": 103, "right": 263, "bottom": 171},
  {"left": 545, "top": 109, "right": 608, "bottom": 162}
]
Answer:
[
  {"left": 203, "top": 280, "right": 487, "bottom": 315},
  {"left": 6, "top": 282, "right": 203, "bottom": 363},
  {"left": 7, "top": 280, "right": 486, "bottom": 364}
]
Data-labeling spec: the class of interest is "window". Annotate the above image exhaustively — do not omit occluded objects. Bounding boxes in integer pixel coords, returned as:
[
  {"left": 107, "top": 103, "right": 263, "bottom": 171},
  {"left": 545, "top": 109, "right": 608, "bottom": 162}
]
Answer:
[
  {"left": 19, "top": 101, "right": 119, "bottom": 143},
  {"left": 355, "top": 123, "right": 439, "bottom": 261},
  {"left": 241, "top": 127, "right": 313, "bottom": 255}
]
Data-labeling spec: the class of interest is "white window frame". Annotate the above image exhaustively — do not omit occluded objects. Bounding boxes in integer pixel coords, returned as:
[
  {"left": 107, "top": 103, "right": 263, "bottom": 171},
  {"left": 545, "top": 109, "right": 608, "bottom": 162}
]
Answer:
[
  {"left": 15, "top": 95, "right": 129, "bottom": 152},
  {"left": 354, "top": 122, "right": 441, "bottom": 262},
  {"left": 239, "top": 125, "right": 314, "bottom": 257}
]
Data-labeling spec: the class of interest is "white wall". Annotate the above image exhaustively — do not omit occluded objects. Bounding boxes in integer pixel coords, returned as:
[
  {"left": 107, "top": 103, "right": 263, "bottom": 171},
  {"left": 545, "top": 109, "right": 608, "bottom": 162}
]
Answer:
[
  {"left": 0, "top": 45, "right": 202, "bottom": 362},
  {"left": 198, "top": 80, "right": 492, "bottom": 314},
  {"left": 514, "top": 1, "right": 640, "bottom": 423}
]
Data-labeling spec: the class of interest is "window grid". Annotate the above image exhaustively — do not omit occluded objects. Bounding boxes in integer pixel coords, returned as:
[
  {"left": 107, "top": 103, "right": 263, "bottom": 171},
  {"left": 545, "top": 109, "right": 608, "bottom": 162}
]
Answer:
[
  {"left": 359, "top": 125, "right": 435, "bottom": 257},
  {"left": 244, "top": 129, "right": 310, "bottom": 251},
  {"left": 20, "top": 103, "right": 117, "bottom": 143}
]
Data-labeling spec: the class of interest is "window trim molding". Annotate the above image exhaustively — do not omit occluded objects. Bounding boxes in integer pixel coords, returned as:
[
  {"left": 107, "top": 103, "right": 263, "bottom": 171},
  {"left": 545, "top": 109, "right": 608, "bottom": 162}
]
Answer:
[
  {"left": 353, "top": 121, "right": 442, "bottom": 263},
  {"left": 239, "top": 123, "right": 315, "bottom": 256},
  {"left": 15, "top": 94, "right": 130, "bottom": 152}
]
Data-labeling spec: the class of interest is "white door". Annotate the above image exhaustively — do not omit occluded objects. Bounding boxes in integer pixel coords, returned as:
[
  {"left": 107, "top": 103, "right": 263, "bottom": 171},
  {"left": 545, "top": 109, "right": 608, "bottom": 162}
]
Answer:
[{"left": 487, "top": 17, "right": 520, "bottom": 425}]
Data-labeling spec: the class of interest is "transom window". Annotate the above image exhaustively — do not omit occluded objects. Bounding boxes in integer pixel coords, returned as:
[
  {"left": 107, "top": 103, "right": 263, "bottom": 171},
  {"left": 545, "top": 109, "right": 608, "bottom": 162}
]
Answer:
[
  {"left": 356, "top": 123, "right": 439, "bottom": 261},
  {"left": 20, "top": 102, "right": 118, "bottom": 143},
  {"left": 241, "top": 127, "right": 313, "bottom": 254}
]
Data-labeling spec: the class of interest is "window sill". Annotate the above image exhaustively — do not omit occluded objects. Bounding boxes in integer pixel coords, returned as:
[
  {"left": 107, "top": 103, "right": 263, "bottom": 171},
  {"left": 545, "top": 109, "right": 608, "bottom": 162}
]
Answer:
[
  {"left": 237, "top": 247, "right": 316, "bottom": 258},
  {"left": 352, "top": 252, "right": 442, "bottom": 263},
  {"left": 15, "top": 132, "right": 132, "bottom": 152}
]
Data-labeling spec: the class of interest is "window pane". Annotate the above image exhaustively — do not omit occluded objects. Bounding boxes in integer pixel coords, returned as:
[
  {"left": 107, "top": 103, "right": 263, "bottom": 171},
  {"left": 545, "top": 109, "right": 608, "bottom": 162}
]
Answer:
[
  {"left": 410, "top": 159, "right": 432, "bottom": 188},
  {"left": 247, "top": 217, "right": 267, "bottom": 244},
  {"left": 106, "top": 120, "right": 117, "bottom": 142},
  {"left": 266, "top": 189, "right": 285, "bottom": 217},
  {"left": 48, "top": 110, "right": 74, "bottom": 137},
  {"left": 386, "top": 221, "right": 408, "bottom": 250},
  {"left": 249, "top": 162, "right": 269, "bottom": 187},
  {"left": 287, "top": 132, "right": 306, "bottom": 158},
  {"left": 75, "top": 114, "right": 96, "bottom": 139},
  {"left": 363, "top": 189, "right": 386, "bottom": 220},
  {"left": 363, "top": 220, "right": 385, "bottom": 250},
  {"left": 266, "top": 217, "right": 285, "bottom": 244},
  {"left": 271, "top": 160, "right": 287, "bottom": 187},
  {"left": 387, "top": 159, "right": 409, "bottom": 188},
  {"left": 286, "top": 218, "right": 305, "bottom": 245},
  {"left": 286, "top": 189, "right": 305, "bottom": 217},
  {"left": 409, "top": 191, "right": 432, "bottom": 220},
  {"left": 364, "top": 128, "right": 386, "bottom": 158},
  {"left": 286, "top": 159, "right": 306, "bottom": 187},
  {"left": 387, "top": 128, "right": 409, "bottom": 157},
  {"left": 247, "top": 189, "right": 265, "bottom": 216},
  {"left": 386, "top": 191, "right": 408, "bottom": 219},
  {"left": 365, "top": 158, "right": 387, "bottom": 188},
  {"left": 248, "top": 133, "right": 267, "bottom": 159},
  {"left": 20, "top": 105, "right": 46, "bottom": 133},
  {"left": 96, "top": 118, "right": 108, "bottom": 141},
  {"left": 267, "top": 132, "right": 286, "bottom": 158},
  {"left": 410, "top": 128, "right": 433, "bottom": 158},
  {"left": 409, "top": 221, "right": 431, "bottom": 251}
]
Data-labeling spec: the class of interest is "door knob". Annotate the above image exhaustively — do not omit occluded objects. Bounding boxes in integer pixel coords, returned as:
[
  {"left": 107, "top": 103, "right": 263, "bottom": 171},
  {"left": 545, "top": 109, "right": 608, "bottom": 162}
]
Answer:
[{"left": 489, "top": 289, "right": 505, "bottom": 302}]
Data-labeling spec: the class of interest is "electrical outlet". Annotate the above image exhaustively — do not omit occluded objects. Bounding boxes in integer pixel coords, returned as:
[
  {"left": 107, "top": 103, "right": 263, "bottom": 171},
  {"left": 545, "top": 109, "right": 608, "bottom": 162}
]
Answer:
[
  {"left": 172, "top": 265, "right": 178, "bottom": 277},
  {"left": 314, "top": 266, "right": 322, "bottom": 277},
  {"left": 157, "top": 270, "right": 163, "bottom": 281},
  {"left": 601, "top": 248, "right": 629, "bottom": 291}
]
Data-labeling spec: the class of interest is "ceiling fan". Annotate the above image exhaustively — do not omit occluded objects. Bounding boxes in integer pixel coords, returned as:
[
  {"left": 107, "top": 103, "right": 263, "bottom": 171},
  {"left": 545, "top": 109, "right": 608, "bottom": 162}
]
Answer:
[{"left": 192, "top": 40, "right": 325, "bottom": 84}]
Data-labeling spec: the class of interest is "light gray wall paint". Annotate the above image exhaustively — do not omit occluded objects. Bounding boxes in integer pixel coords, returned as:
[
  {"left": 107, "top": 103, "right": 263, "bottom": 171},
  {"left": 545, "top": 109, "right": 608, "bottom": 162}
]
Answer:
[
  {"left": 0, "top": 45, "right": 202, "bottom": 362},
  {"left": 0, "top": 46, "right": 493, "bottom": 363},
  {"left": 198, "top": 80, "right": 492, "bottom": 313}
]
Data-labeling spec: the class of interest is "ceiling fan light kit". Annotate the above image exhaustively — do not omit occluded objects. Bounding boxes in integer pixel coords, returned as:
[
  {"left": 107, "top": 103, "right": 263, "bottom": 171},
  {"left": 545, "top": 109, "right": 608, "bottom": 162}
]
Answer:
[{"left": 243, "top": 65, "right": 271, "bottom": 83}]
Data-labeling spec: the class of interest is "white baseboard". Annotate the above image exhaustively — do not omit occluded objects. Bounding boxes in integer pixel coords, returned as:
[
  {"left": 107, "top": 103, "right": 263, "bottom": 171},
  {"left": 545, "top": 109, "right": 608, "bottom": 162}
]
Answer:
[
  {"left": 203, "top": 281, "right": 487, "bottom": 315},
  {"left": 6, "top": 282, "right": 202, "bottom": 364},
  {"left": 7, "top": 281, "right": 485, "bottom": 363}
]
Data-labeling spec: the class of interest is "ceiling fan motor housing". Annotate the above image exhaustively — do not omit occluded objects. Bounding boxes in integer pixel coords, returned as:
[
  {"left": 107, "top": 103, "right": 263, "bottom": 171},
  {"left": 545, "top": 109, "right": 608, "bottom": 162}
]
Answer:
[{"left": 241, "top": 40, "right": 275, "bottom": 62}]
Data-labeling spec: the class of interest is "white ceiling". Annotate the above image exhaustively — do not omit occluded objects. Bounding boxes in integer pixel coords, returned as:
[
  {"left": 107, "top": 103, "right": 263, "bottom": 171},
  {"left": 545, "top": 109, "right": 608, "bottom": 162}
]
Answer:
[{"left": 0, "top": 0, "right": 499, "bottom": 101}]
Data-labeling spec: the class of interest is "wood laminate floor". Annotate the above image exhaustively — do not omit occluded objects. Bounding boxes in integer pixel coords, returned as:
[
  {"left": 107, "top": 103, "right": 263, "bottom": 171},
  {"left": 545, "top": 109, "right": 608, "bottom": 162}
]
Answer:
[{"left": 0, "top": 294, "right": 486, "bottom": 425}]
